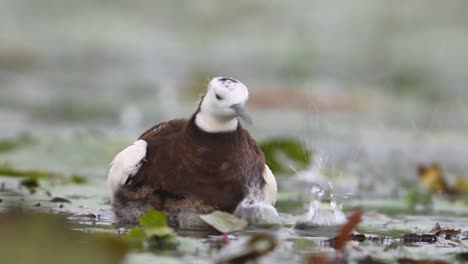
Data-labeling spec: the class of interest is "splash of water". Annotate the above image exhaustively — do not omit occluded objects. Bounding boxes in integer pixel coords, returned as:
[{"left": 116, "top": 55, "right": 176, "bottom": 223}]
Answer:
[{"left": 294, "top": 156, "right": 347, "bottom": 228}]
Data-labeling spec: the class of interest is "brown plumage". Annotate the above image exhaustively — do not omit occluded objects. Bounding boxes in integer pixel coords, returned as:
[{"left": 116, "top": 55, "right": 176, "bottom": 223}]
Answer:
[{"left": 113, "top": 112, "right": 266, "bottom": 227}]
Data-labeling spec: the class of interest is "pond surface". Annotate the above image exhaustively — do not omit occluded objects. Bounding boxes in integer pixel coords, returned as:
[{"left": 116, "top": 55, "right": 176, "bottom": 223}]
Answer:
[{"left": 0, "top": 126, "right": 467, "bottom": 263}]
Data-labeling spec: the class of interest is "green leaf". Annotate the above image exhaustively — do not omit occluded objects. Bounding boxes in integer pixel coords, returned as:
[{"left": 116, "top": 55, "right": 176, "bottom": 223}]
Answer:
[
  {"left": 20, "top": 177, "right": 39, "bottom": 188},
  {"left": 127, "top": 227, "right": 146, "bottom": 243},
  {"left": 200, "top": 210, "right": 247, "bottom": 233},
  {"left": 259, "top": 138, "right": 312, "bottom": 175},
  {"left": 145, "top": 226, "right": 175, "bottom": 239},
  {"left": 139, "top": 210, "right": 168, "bottom": 228},
  {"left": 70, "top": 175, "right": 88, "bottom": 184}
]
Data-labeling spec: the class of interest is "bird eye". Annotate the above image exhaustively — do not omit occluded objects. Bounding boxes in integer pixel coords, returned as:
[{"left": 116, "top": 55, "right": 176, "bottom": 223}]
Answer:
[{"left": 215, "top": 93, "right": 223, "bottom": 100}]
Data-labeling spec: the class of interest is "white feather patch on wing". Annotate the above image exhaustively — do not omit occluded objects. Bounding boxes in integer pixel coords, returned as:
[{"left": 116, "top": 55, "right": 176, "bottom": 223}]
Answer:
[
  {"left": 107, "top": 139, "right": 147, "bottom": 200},
  {"left": 262, "top": 164, "right": 277, "bottom": 205}
]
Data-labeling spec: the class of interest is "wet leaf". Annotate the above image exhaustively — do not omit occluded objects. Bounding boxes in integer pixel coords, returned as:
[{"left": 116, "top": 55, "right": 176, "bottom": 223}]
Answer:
[
  {"left": 145, "top": 226, "right": 175, "bottom": 239},
  {"left": 139, "top": 209, "right": 168, "bottom": 228},
  {"left": 127, "top": 210, "right": 176, "bottom": 250},
  {"left": 127, "top": 228, "right": 146, "bottom": 243},
  {"left": 259, "top": 138, "right": 312, "bottom": 175},
  {"left": 50, "top": 197, "right": 72, "bottom": 203},
  {"left": 200, "top": 210, "right": 248, "bottom": 233},
  {"left": 215, "top": 233, "right": 277, "bottom": 264}
]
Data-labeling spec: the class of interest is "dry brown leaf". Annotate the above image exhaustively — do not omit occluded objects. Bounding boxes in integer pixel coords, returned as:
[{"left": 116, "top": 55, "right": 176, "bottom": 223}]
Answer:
[
  {"left": 335, "top": 208, "right": 363, "bottom": 251},
  {"left": 418, "top": 163, "right": 451, "bottom": 194}
]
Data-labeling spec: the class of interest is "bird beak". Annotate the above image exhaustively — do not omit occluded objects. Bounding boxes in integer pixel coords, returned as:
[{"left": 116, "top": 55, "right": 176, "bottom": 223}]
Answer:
[{"left": 230, "top": 104, "right": 252, "bottom": 124}]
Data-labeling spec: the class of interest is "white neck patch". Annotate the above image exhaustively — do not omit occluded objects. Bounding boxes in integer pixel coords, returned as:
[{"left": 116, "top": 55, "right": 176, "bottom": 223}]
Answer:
[{"left": 195, "top": 111, "right": 238, "bottom": 133}]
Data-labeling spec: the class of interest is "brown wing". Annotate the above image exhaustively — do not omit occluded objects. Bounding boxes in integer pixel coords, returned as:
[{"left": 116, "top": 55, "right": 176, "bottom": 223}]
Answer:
[{"left": 125, "top": 119, "right": 188, "bottom": 188}]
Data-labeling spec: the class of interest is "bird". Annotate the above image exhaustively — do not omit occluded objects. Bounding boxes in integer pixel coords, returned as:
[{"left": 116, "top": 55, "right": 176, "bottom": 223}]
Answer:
[{"left": 107, "top": 77, "right": 279, "bottom": 229}]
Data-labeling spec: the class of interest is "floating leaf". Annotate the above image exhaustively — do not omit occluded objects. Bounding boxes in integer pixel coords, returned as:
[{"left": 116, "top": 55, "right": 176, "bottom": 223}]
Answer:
[
  {"left": 145, "top": 226, "right": 175, "bottom": 239},
  {"left": 259, "top": 138, "right": 312, "bottom": 175},
  {"left": 200, "top": 210, "right": 248, "bottom": 233},
  {"left": 139, "top": 210, "right": 168, "bottom": 229},
  {"left": 0, "top": 164, "right": 51, "bottom": 179},
  {"left": 50, "top": 197, "right": 72, "bottom": 203},
  {"left": 126, "top": 210, "right": 176, "bottom": 250},
  {"left": 127, "top": 228, "right": 146, "bottom": 243},
  {"left": 215, "top": 233, "right": 277, "bottom": 264},
  {"left": 70, "top": 175, "right": 88, "bottom": 184}
]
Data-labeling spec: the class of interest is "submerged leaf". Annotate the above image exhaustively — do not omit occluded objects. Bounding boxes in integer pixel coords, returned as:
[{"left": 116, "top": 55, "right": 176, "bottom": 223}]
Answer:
[{"left": 200, "top": 211, "right": 248, "bottom": 233}]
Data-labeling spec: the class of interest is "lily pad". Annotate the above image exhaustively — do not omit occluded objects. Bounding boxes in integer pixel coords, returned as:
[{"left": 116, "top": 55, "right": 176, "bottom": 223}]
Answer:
[
  {"left": 200, "top": 210, "right": 248, "bottom": 233},
  {"left": 139, "top": 210, "right": 168, "bottom": 228}
]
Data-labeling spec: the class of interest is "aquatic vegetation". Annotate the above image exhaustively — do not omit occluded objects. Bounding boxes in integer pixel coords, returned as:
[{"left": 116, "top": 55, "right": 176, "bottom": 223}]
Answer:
[
  {"left": 0, "top": 135, "right": 34, "bottom": 153},
  {"left": 200, "top": 210, "right": 248, "bottom": 233},
  {"left": 126, "top": 210, "right": 178, "bottom": 250},
  {"left": 0, "top": 164, "right": 87, "bottom": 184},
  {"left": 259, "top": 138, "right": 312, "bottom": 175}
]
